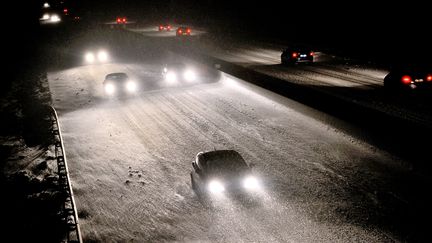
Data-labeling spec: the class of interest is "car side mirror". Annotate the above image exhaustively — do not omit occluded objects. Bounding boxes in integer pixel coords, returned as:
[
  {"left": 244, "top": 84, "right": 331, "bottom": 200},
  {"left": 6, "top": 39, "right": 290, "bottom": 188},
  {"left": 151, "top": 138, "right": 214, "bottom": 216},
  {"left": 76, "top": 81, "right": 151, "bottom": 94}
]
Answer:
[{"left": 192, "top": 162, "right": 200, "bottom": 173}]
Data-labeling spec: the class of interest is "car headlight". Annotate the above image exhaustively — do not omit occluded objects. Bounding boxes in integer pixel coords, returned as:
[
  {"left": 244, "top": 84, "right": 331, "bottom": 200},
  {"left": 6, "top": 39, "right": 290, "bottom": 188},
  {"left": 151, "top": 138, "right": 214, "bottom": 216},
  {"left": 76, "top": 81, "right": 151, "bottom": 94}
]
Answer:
[
  {"left": 243, "top": 176, "right": 259, "bottom": 190},
  {"left": 104, "top": 83, "right": 115, "bottom": 95},
  {"left": 50, "top": 14, "right": 61, "bottom": 23},
  {"left": 97, "top": 50, "right": 109, "bottom": 63},
  {"left": 42, "top": 13, "right": 50, "bottom": 20},
  {"left": 165, "top": 71, "right": 177, "bottom": 83},
  {"left": 85, "top": 52, "right": 95, "bottom": 64},
  {"left": 126, "top": 81, "right": 137, "bottom": 92},
  {"left": 183, "top": 69, "right": 197, "bottom": 82},
  {"left": 208, "top": 180, "right": 225, "bottom": 194}
]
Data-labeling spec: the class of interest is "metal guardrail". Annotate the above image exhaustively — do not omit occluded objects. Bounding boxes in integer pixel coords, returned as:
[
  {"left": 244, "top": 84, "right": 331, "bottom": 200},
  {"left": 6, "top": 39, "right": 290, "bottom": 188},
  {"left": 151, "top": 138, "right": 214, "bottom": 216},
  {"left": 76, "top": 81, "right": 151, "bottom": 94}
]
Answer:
[{"left": 51, "top": 106, "right": 83, "bottom": 243}]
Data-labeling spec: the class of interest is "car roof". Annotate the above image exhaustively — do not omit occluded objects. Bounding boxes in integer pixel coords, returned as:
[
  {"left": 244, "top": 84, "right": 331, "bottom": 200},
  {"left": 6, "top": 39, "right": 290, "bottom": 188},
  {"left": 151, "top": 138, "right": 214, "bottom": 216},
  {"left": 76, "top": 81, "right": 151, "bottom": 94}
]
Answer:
[
  {"left": 105, "top": 73, "right": 128, "bottom": 81},
  {"left": 165, "top": 62, "right": 186, "bottom": 68},
  {"left": 283, "top": 46, "right": 312, "bottom": 52},
  {"left": 197, "top": 150, "right": 248, "bottom": 174}
]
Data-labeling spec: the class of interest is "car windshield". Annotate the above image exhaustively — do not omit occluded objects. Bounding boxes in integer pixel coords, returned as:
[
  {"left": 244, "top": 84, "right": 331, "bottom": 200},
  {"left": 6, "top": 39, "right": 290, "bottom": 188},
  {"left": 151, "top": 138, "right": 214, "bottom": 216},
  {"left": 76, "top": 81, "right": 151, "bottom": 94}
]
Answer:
[
  {"left": 105, "top": 73, "right": 128, "bottom": 81},
  {"left": 200, "top": 150, "right": 248, "bottom": 174},
  {"left": 166, "top": 63, "right": 186, "bottom": 69}
]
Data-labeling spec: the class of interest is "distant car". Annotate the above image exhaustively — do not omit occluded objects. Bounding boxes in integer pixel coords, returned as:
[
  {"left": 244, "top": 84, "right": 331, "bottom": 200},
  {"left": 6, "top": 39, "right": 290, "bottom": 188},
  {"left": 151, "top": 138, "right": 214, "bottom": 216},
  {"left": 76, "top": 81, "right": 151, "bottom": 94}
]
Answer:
[
  {"left": 384, "top": 65, "right": 432, "bottom": 90},
  {"left": 176, "top": 26, "right": 191, "bottom": 36},
  {"left": 281, "top": 47, "right": 314, "bottom": 64},
  {"left": 84, "top": 49, "right": 109, "bottom": 64},
  {"left": 103, "top": 73, "right": 138, "bottom": 96},
  {"left": 190, "top": 150, "right": 260, "bottom": 196},
  {"left": 116, "top": 17, "right": 127, "bottom": 24},
  {"left": 40, "top": 11, "right": 61, "bottom": 24},
  {"left": 159, "top": 24, "right": 172, "bottom": 31},
  {"left": 162, "top": 62, "right": 198, "bottom": 83}
]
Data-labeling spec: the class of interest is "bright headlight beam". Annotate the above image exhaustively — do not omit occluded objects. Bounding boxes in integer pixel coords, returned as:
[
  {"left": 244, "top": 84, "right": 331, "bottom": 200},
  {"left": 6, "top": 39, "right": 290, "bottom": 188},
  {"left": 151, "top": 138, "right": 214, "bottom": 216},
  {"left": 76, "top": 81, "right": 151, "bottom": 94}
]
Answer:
[
  {"left": 125, "top": 81, "right": 137, "bottom": 92},
  {"left": 166, "top": 72, "right": 177, "bottom": 83},
  {"left": 243, "top": 176, "right": 259, "bottom": 190},
  {"left": 183, "top": 69, "right": 197, "bottom": 82},
  {"left": 208, "top": 180, "right": 225, "bottom": 194},
  {"left": 42, "top": 14, "right": 50, "bottom": 20},
  {"left": 85, "top": 52, "right": 95, "bottom": 64},
  {"left": 50, "top": 14, "right": 61, "bottom": 23},
  {"left": 97, "top": 50, "right": 109, "bottom": 62},
  {"left": 104, "top": 83, "right": 115, "bottom": 95}
]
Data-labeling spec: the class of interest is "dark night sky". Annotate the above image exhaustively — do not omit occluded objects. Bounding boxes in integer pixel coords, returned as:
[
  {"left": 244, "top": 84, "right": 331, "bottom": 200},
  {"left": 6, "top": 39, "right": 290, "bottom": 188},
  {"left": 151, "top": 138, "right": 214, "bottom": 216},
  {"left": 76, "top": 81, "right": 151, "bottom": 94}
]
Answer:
[
  {"left": 7, "top": 0, "right": 431, "bottom": 64},
  {"left": 70, "top": 1, "right": 429, "bottom": 40},
  {"left": 22, "top": 1, "right": 428, "bottom": 39}
]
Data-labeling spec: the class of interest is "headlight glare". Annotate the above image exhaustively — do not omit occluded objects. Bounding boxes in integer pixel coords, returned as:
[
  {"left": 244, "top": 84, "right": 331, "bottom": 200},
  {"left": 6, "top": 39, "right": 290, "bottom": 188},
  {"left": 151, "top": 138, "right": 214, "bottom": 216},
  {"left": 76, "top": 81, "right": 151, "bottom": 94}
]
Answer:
[
  {"left": 126, "top": 81, "right": 137, "bottom": 92},
  {"left": 166, "top": 71, "right": 177, "bottom": 83},
  {"left": 104, "top": 83, "right": 115, "bottom": 95},
  {"left": 97, "top": 50, "right": 109, "bottom": 62},
  {"left": 183, "top": 69, "right": 197, "bottom": 82},
  {"left": 85, "top": 52, "right": 95, "bottom": 64},
  {"left": 50, "top": 14, "right": 61, "bottom": 22},
  {"left": 243, "top": 176, "right": 259, "bottom": 190},
  {"left": 208, "top": 180, "right": 225, "bottom": 194}
]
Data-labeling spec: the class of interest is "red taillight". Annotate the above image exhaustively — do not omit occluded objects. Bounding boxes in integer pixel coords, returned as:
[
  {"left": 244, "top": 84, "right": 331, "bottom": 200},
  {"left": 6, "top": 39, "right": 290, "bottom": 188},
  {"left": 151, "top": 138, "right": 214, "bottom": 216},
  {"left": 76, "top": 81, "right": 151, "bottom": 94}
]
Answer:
[
  {"left": 63, "top": 8, "right": 68, "bottom": 13},
  {"left": 292, "top": 52, "right": 298, "bottom": 58},
  {"left": 117, "top": 18, "right": 121, "bottom": 23},
  {"left": 168, "top": 25, "right": 171, "bottom": 29},
  {"left": 309, "top": 51, "right": 314, "bottom": 56},
  {"left": 123, "top": 18, "right": 126, "bottom": 23},
  {"left": 401, "top": 75, "right": 412, "bottom": 84},
  {"left": 178, "top": 29, "right": 182, "bottom": 33},
  {"left": 187, "top": 28, "right": 191, "bottom": 33},
  {"left": 427, "top": 75, "right": 432, "bottom": 82}
]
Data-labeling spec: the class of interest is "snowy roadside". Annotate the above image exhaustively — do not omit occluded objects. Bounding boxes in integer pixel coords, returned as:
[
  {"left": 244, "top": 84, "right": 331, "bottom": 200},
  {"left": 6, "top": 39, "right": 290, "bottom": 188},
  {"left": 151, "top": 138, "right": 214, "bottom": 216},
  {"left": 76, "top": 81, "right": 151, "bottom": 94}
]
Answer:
[{"left": 0, "top": 47, "right": 67, "bottom": 242}]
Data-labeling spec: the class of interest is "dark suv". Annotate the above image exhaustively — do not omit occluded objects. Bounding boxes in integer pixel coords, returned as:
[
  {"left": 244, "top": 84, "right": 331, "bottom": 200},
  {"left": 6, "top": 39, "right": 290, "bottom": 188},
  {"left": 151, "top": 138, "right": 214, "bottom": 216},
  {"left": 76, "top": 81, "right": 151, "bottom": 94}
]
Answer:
[{"left": 281, "top": 47, "right": 314, "bottom": 64}]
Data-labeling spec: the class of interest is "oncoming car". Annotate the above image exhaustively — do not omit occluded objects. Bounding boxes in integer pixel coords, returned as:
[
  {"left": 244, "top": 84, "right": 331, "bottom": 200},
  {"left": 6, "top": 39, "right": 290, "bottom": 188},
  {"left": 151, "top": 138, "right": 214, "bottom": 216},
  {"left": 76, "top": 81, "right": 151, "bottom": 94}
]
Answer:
[
  {"left": 40, "top": 12, "right": 61, "bottom": 24},
  {"left": 162, "top": 62, "right": 198, "bottom": 84},
  {"left": 190, "top": 150, "right": 260, "bottom": 197},
  {"left": 176, "top": 26, "right": 191, "bottom": 36},
  {"left": 84, "top": 50, "right": 109, "bottom": 64},
  {"left": 384, "top": 65, "right": 432, "bottom": 90},
  {"left": 281, "top": 47, "right": 314, "bottom": 64},
  {"left": 103, "top": 73, "right": 138, "bottom": 96}
]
